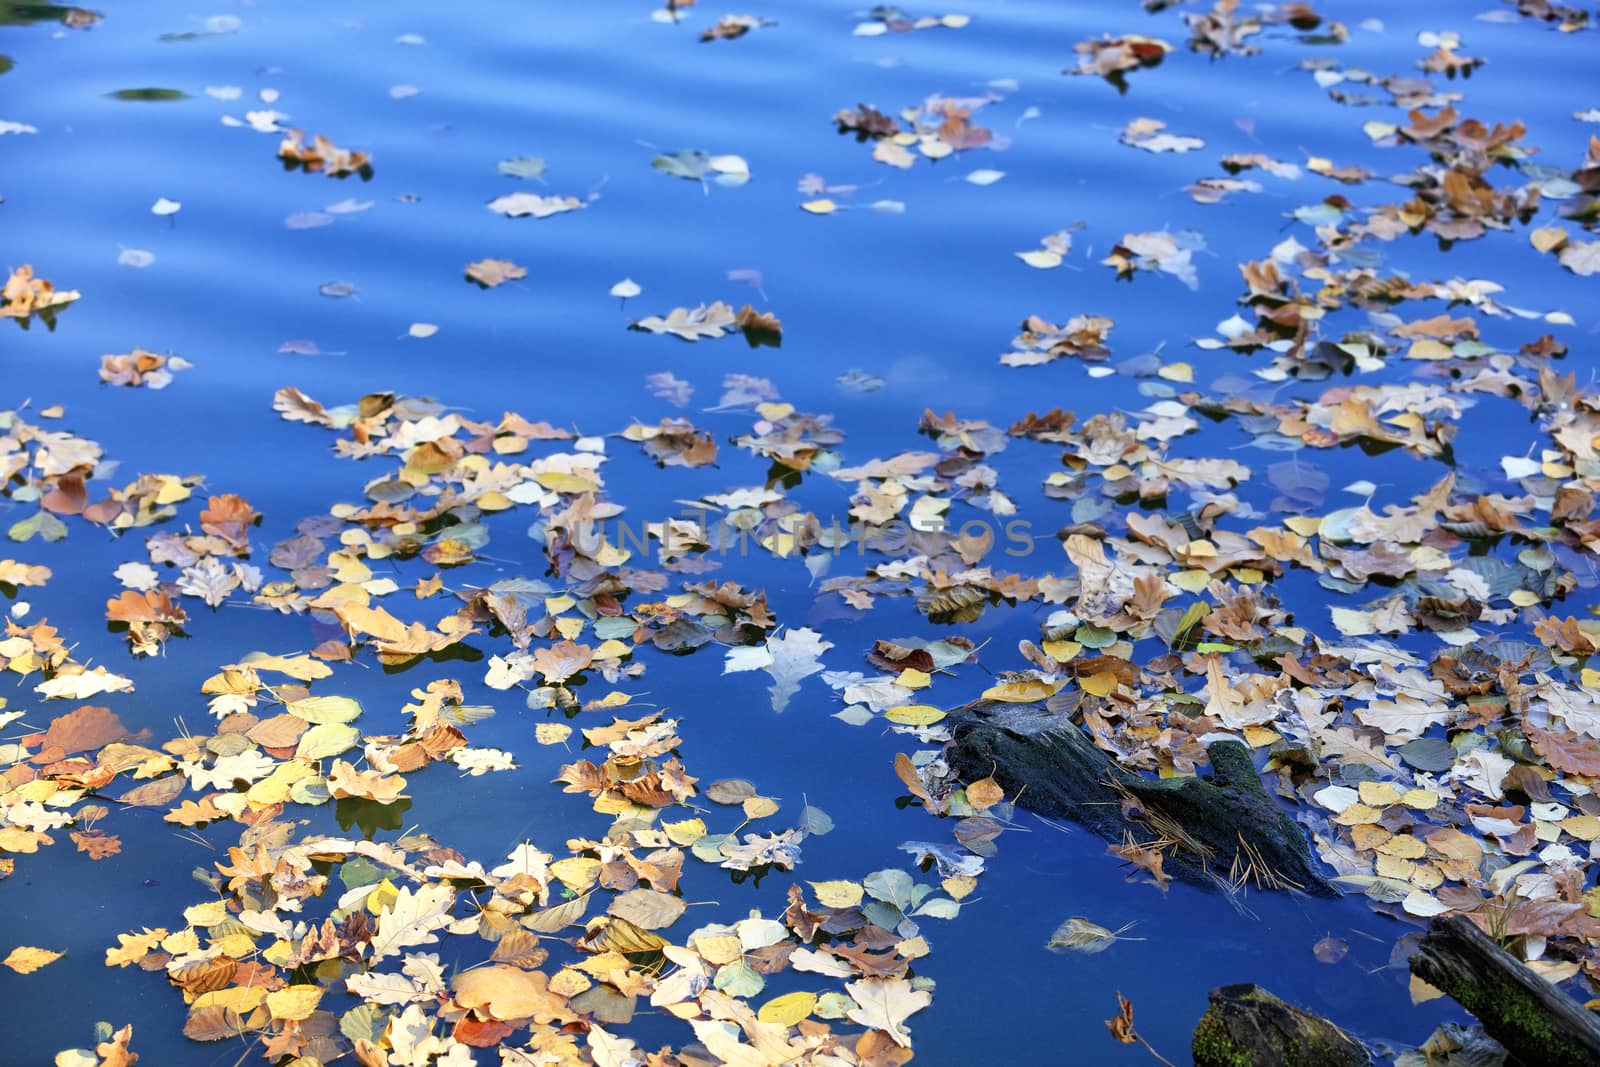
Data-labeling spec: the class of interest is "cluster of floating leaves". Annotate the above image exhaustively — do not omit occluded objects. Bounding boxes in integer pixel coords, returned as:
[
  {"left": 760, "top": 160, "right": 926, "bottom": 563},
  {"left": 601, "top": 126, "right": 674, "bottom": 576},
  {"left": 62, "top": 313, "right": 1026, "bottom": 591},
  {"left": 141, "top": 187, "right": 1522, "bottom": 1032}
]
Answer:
[{"left": 5, "top": 1, "right": 1600, "bottom": 1065}]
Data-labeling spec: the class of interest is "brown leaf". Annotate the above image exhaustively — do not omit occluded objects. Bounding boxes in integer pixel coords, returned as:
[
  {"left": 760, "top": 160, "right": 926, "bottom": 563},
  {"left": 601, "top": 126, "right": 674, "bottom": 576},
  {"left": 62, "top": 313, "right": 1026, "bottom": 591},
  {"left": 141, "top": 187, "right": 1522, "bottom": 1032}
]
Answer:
[
  {"left": 36, "top": 705, "right": 128, "bottom": 757},
  {"left": 465, "top": 259, "right": 527, "bottom": 288},
  {"left": 1105, "top": 992, "right": 1136, "bottom": 1043}
]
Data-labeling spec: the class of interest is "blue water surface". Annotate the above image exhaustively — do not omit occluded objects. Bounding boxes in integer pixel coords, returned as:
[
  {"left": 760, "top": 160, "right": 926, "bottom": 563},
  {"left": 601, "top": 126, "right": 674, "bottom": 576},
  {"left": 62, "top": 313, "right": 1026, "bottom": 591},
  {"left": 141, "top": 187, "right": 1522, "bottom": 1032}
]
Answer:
[{"left": 3, "top": 0, "right": 1599, "bottom": 1064}]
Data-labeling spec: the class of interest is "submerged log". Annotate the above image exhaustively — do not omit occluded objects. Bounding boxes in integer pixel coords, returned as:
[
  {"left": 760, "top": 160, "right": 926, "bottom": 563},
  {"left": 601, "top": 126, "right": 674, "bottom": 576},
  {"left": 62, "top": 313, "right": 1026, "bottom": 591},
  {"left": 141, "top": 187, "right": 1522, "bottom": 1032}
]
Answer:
[
  {"left": 1410, "top": 914, "right": 1600, "bottom": 1067},
  {"left": 945, "top": 698, "right": 1335, "bottom": 894},
  {"left": 1191, "top": 984, "right": 1368, "bottom": 1067}
]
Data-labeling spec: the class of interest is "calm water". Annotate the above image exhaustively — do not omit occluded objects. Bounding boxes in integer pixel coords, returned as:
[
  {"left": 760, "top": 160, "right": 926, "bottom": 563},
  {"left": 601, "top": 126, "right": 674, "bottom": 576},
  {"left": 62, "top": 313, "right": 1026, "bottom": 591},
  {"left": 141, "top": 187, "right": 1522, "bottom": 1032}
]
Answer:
[{"left": 3, "top": 1, "right": 1599, "bottom": 1063}]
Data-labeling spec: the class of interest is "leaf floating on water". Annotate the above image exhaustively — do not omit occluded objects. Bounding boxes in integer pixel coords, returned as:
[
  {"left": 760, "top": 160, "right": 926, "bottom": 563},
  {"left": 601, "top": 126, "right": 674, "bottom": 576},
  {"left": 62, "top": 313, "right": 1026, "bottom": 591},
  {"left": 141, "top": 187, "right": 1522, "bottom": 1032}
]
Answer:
[
  {"left": 845, "top": 977, "right": 930, "bottom": 1049},
  {"left": 150, "top": 197, "right": 181, "bottom": 216},
  {"left": 1558, "top": 239, "right": 1600, "bottom": 276},
  {"left": 701, "top": 15, "right": 775, "bottom": 42},
  {"left": 3, "top": 946, "right": 63, "bottom": 973},
  {"left": 800, "top": 198, "right": 838, "bottom": 214},
  {"left": 854, "top": 10, "right": 971, "bottom": 35},
  {"left": 632, "top": 301, "right": 780, "bottom": 344},
  {"left": 284, "top": 211, "right": 334, "bottom": 229},
  {"left": 999, "top": 313, "right": 1113, "bottom": 367},
  {"left": 1313, "top": 935, "right": 1349, "bottom": 964},
  {"left": 2, "top": 264, "right": 80, "bottom": 323},
  {"left": 964, "top": 168, "right": 1006, "bottom": 185},
  {"left": 1046, "top": 916, "right": 1143, "bottom": 954},
  {"left": 100, "top": 349, "right": 192, "bottom": 389},
  {"left": 1102, "top": 230, "right": 1202, "bottom": 289},
  {"left": 653, "top": 149, "right": 751, "bottom": 187},
  {"left": 465, "top": 258, "right": 527, "bottom": 288},
  {"left": 486, "top": 191, "right": 583, "bottom": 218},
  {"left": 837, "top": 368, "right": 885, "bottom": 392},
  {"left": 278, "top": 129, "right": 372, "bottom": 178},
  {"left": 1066, "top": 34, "right": 1172, "bottom": 91},
  {"left": 107, "top": 87, "right": 189, "bottom": 101},
  {"left": 407, "top": 323, "right": 438, "bottom": 339},
  {"left": 1119, "top": 117, "right": 1203, "bottom": 153},
  {"left": 609, "top": 277, "right": 641, "bottom": 299},
  {"left": 319, "top": 280, "right": 358, "bottom": 298},
  {"left": 0, "top": 120, "right": 38, "bottom": 135},
  {"left": 644, "top": 371, "right": 692, "bottom": 406},
  {"left": 497, "top": 155, "right": 546, "bottom": 180},
  {"left": 724, "top": 627, "right": 830, "bottom": 710}
]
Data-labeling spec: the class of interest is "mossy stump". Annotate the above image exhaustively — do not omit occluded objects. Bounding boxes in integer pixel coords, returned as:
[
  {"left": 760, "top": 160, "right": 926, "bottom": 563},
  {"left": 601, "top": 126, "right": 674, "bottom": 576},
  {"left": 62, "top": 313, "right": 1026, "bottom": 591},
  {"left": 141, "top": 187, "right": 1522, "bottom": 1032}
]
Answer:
[
  {"left": 1411, "top": 914, "right": 1600, "bottom": 1067},
  {"left": 1191, "top": 984, "right": 1367, "bottom": 1067}
]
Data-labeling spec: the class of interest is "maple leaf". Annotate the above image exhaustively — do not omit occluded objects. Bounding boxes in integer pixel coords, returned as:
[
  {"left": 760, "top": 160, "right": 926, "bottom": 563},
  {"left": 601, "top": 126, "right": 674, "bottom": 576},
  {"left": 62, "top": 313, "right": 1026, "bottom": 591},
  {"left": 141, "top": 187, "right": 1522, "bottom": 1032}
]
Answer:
[
  {"left": 723, "top": 627, "right": 833, "bottom": 711},
  {"left": 845, "top": 977, "right": 931, "bottom": 1048}
]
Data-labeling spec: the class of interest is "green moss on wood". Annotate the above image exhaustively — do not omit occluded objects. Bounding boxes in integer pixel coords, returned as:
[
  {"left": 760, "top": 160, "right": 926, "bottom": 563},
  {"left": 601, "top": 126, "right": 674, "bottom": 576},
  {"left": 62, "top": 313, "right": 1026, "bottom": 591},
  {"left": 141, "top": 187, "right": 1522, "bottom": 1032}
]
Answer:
[{"left": 1192, "top": 1010, "right": 1253, "bottom": 1067}]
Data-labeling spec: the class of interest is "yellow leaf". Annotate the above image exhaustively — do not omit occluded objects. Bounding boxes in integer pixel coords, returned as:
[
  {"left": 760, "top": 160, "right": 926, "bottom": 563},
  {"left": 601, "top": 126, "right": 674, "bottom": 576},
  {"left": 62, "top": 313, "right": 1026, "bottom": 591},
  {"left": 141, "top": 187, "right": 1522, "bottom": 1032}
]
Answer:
[
  {"left": 1531, "top": 226, "right": 1569, "bottom": 254},
  {"left": 266, "top": 984, "right": 323, "bottom": 1021},
  {"left": 895, "top": 668, "right": 931, "bottom": 689},
  {"left": 800, "top": 199, "right": 837, "bottom": 215},
  {"left": 535, "top": 723, "right": 573, "bottom": 745},
  {"left": 742, "top": 796, "right": 780, "bottom": 819},
  {"left": 663, "top": 818, "right": 707, "bottom": 846},
  {"left": 1078, "top": 671, "right": 1118, "bottom": 697},
  {"left": 533, "top": 471, "right": 599, "bottom": 494},
  {"left": 981, "top": 679, "right": 1061, "bottom": 703},
  {"left": 942, "top": 875, "right": 978, "bottom": 901},
  {"left": 1283, "top": 515, "right": 1321, "bottom": 537},
  {"left": 551, "top": 857, "right": 601, "bottom": 891},
  {"left": 1242, "top": 725, "right": 1280, "bottom": 748},
  {"left": 105, "top": 927, "right": 167, "bottom": 968},
  {"left": 365, "top": 878, "right": 400, "bottom": 917},
  {"left": 758, "top": 990, "right": 818, "bottom": 1026},
  {"left": 2, "top": 945, "right": 62, "bottom": 973},
  {"left": 965, "top": 777, "right": 1004, "bottom": 811},
  {"left": 885, "top": 704, "right": 945, "bottom": 726},
  {"left": 192, "top": 985, "right": 268, "bottom": 1013},
  {"left": 1041, "top": 640, "right": 1081, "bottom": 662},
  {"left": 755, "top": 402, "right": 794, "bottom": 421},
  {"left": 809, "top": 880, "right": 864, "bottom": 908}
]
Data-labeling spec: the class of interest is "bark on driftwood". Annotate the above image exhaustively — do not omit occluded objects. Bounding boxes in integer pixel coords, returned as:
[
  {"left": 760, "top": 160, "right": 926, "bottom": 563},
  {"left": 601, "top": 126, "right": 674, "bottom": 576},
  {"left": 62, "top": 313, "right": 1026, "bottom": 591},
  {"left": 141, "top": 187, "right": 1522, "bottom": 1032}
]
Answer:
[
  {"left": 1191, "top": 984, "right": 1368, "bottom": 1067},
  {"left": 1410, "top": 914, "right": 1600, "bottom": 1067},
  {"left": 945, "top": 698, "right": 1335, "bottom": 894}
]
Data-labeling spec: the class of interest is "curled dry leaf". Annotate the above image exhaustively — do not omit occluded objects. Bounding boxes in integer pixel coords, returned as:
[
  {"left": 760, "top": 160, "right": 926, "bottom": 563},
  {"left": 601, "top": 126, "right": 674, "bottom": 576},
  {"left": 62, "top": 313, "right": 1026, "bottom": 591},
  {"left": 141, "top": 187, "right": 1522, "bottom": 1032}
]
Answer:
[
  {"left": 465, "top": 258, "right": 527, "bottom": 287},
  {"left": 99, "top": 350, "right": 193, "bottom": 389},
  {"left": 277, "top": 129, "right": 372, "bottom": 177},
  {"left": 2, "top": 265, "right": 80, "bottom": 322}
]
